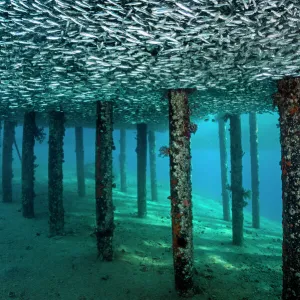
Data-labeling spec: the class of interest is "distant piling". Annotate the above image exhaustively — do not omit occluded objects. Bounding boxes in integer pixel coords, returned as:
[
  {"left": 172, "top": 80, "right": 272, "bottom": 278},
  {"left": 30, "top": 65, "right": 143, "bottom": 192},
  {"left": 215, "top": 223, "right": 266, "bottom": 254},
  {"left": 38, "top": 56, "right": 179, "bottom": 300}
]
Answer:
[
  {"left": 22, "top": 111, "right": 36, "bottom": 218},
  {"left": 274, "top": 77, "right": 300, "bottom": 300},
  {"left": 119, "top": 128, "right": 127, "bottom": 193},
  {"left": 95, "top": 101, "right": 114, "bottom": 261},
  {"left": 218, "top": 117, "right": 230, "bottom": 221},
  {"left": 249, "top": 113, "right": 260, "bottom": 229},
  {"left": 148, "top": 130, "right": 158, "bottom": 201},
  {"left": 168, "top": 89, "right": 194, "bottom": 297},
  {"left": 2, "top": 120, "right": 15, "bottom": 203},
  {"left": 14, "top": 137, "right": 22, "bottom": 162},
  {"left": 75, "top": 126, "right": 85, "bottom": 197},
  {"left": 136, "top": 123, "right": 147, "bottom": 218},
  {"left": 48, "top": 111, "right": 65, "bottom": 236},
  {"left": 229, "top": 114, "right": 244, "bottom": 246},
  {"left": 0, "top": 120, "right": 2, "bottom": 181}
]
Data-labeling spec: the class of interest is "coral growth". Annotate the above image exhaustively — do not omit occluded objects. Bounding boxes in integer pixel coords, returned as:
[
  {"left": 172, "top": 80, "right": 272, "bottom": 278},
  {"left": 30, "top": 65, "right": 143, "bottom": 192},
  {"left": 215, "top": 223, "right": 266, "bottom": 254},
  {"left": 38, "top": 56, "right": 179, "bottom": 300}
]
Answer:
[{"left": 159, "top": 145, "right": 170, "bottom": 157}]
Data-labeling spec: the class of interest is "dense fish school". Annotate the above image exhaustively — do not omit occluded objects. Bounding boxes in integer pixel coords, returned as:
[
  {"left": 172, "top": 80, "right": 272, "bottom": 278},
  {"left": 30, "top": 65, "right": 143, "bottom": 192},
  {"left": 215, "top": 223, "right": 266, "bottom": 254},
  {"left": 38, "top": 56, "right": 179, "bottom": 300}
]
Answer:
[{"left": 0, "top": 0, "right": 299, "bottom": 125}]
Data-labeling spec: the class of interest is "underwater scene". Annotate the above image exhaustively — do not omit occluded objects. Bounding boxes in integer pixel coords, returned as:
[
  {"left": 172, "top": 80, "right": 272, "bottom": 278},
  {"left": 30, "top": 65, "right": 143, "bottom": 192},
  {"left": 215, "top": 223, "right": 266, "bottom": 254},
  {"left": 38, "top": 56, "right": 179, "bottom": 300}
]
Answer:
[
  {"left": 0, "top": 113, "right": 283, "bottom": 300},
  {"left": 1, "top": 0, "right": 300, "bottom": 299}
]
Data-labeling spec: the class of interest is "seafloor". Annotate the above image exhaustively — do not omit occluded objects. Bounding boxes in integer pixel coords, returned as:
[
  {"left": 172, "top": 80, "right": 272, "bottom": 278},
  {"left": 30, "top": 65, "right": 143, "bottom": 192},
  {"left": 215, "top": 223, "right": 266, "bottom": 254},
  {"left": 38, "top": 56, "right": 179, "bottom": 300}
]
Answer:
[{"left": 0, "top": 166, "right": 281, "bottom": 300}]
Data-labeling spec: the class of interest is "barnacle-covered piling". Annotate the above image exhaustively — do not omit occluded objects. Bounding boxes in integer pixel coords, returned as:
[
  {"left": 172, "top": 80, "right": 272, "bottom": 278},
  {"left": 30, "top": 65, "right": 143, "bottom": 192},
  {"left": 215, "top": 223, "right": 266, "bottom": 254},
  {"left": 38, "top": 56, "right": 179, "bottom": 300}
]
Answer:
[
  {"left": 95, "top": 101, "right": 114, "bottom": 261},
  {"left": 136, "top": 123, "right": 147, "bottom": 218},
  {"left": 22, "top": 111, "right": 36, "bottom": 218},
  {"left": 119, "top": 128, "right": 127, "bottom": 193},
  {"left": 168, "top": 89, "right": 194, "bottom": 297},
  {"left": 148, "top": 130, "right": 158, "bottom": 201},
  {"left": 75, "top": 127, "right": 85, "bottom": 197},
  {"left": 2, "top": 120, "right": 15, "bottom": 203},
  {"left": 229, "top": 114, "right": 244, "bottom": 246},
  {"left": 249, "top": 113, "right": 260, "bottom": 229},
  {"left": 274, "top": 77, "right": 300, "bottom": 300},
  {"left": 218, "top": 117, "right": 230, "bottom": 221},
  {"left": 48, "top": 111, "right": 65, "bottom": 236}
]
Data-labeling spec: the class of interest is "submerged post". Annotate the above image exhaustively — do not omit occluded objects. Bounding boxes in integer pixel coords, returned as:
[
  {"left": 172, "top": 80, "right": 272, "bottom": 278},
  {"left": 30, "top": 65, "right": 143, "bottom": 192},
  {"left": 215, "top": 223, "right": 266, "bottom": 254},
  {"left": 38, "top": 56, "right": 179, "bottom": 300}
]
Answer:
[
  {"left": 229, "top": 114, "right": 244, "bottom": 246},
  {"left": 48, "top": 111, "right": 65, "bottom": 236},
  {"left": 218, "top": 117, "right": 230, "bottom": 221},
  {"left": 274, "top": 77, "right": 300, "bottom": 300},
  {"left": 2, "top": 120, "right": 15, "bottom": 203},
  {"left": 0, "top": 120, "right": 2, "bottom": 181},
  {"left": 22, "top": 111, "right": 36, "bottom": 218},
  {"left": 168, "top": 89, "right": 194, "bottom": 297},
  {"left": 75, "top": 126, "right": 85, "bottom": 197},
  {"left": 136, "top": 123, "right": 147, "bottom": 218},
  {"left": 148, "top": 130, "right": 158, "bottom": 201},
  {"left": 95, "top": 101, "right": 114, "bottom": 261},
  {"left": 119, "top": 128, "right": 127, "bottom": 193},
  {"left": 249, "top": 113, "right": 260, "bottom": 229}
]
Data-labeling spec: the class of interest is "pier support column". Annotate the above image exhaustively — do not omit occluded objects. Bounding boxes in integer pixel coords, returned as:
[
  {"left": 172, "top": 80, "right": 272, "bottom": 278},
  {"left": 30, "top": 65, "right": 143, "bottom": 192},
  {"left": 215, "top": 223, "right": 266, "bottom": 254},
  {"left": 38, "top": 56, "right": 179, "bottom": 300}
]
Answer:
[
  {"left": 168, "top": 89, "right": 194, "bottom": 297},
  {"left": 249, "top": 113, "right": 260, "bottom": 229},
  {"left": 48, "top": 111, "right": 65, "bottom": 236},
  {"left": 95, "top": 101, "right": 114, "bottom": 261},
  {"left": 274, "top": 77, "right": 300, "bottom": 300},
  {"left": 119, "top": 128, "right": 127, "bottom": 193},
  {"left": 229, "top": 114, "right": 244, "bottom": 246},
  {"left": 2, "top": 120, "right": 15, "bottom": 203},
  {"left": 0, "top": 120, "right": 2, "bottom": 181},
  {"left": 218, "top": 117, "right": 230, "bottom": 221},
  {"left": 75, "top": 127, "right": 85, "bottom": 197},
  {"left": 22, "top": 112, "right": 36, "bottom": 218},
  {"left": 148, "top": 130, "right": 158, "bottom": 201},
  {"left": 136, "top": 123, "right": 147, "bottom": 218}
]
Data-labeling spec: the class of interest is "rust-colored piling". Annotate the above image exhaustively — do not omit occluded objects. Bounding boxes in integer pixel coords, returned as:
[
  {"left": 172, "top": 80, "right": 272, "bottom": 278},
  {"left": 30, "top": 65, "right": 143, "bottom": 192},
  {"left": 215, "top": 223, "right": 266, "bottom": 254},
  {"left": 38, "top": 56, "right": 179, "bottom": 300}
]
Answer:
[
  {"left": 119, "top": 128, "right": 127, "bottom": 193},
  {"left": 249, "top": 113, "right": 260, "bottom": 229},
  {"left": 218, "top": 117, "right": 230, "bottom": 221},
  {"left": 168, "top": 89, "right": 194, "bottom": 297},
  {"left": 148, "top": 130, "right": 158, "bottom": 201},
  {"left": 229, "top": 114, "right": 244, "bottom": 246},
  {"left": 75, "top": 126, "right": 85, "bottom": 197},
  {"left": 22, "top": 111, "right": 36, "bottom": 218},
  {"left": 2, "top": 120, "right": 15, "bottom": 203},
  {"left": 95, "top": 101, "right": 114, "bottom": 261},
  {"left": 136, "top": 123, "right": 147, "bottom": 218},
  {"left": 48, "top": 111, "right": 65, "bottom": 236},
  {"left": 274, "top": 77, "right": 300, "bottom": 300}
]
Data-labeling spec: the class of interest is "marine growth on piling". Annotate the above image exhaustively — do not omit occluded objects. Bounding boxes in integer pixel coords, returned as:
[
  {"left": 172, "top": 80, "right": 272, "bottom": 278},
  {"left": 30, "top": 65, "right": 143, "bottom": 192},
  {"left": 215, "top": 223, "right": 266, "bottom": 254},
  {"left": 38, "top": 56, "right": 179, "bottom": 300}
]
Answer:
[
  {"left": 274, "top": 77, "right": 300, "bottom": 300},
  {"left": 48, "top": 111, "right": 65, "bottom": 236},
  {"left": 22, "top": 111, "right": 36, "bottom": 218},
  {"left": 168, "top": 89, "right": 194, "bottom": 297},
  {"left": 95, "top": 101, "right": 114, "bottom": 261},
  {"left": 2, "top": 120, "right": 15, "bottom": 203}
]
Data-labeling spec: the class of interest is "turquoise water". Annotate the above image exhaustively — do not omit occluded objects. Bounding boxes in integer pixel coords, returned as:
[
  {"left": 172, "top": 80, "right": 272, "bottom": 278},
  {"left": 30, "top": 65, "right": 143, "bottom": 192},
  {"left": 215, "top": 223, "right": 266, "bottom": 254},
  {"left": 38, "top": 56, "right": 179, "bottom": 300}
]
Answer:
[
  {"left": 13, "top": 112, "right": 282, "bottom": 223},
  {"left": 4, "top": 112, "right": 283, "bottom": 300}
]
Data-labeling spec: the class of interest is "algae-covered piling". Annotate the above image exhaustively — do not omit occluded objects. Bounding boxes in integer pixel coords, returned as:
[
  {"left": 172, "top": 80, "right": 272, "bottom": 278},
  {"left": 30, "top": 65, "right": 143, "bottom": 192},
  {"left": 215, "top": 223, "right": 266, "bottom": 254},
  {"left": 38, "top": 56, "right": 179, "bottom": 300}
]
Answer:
[
  {"left": 2, "top": 120, "right": 15, "bottom": 203},
  {"left": 218, "top": 117, "right": 230, "bottom": 221},
  {"left": 48, "top": 111, "right": 65, "bottom": 236},
  {"left": 249, "top": 113, "right": 260, "bottom": 229},
  {"left": 22, "top": 111, "right": 36, "bottom": 218},
  {"left": 75, "top": 126, "right": 85, "bottom": 197},
  {"left": 148, "top": 130, "right": 158, "bottom": 201},
  {"left": 136, "top": 123, "right": 147, "bottom": 218},
  {"left": 119, "top": 128, "right": 127, "bottom": 193},
  {"left": 229, "top": 114, "right": 244, "bottom": 246},
  {"left": 95, "top": 101, "right": 114, "bottom": 261}
]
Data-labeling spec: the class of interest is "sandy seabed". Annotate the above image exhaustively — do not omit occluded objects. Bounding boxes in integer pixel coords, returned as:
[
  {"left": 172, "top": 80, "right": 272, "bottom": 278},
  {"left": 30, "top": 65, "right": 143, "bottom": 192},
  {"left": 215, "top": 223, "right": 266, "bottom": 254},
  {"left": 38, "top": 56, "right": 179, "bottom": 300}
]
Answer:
[{"left": 0, "top": 167, "right": 282, "bottom": 300}]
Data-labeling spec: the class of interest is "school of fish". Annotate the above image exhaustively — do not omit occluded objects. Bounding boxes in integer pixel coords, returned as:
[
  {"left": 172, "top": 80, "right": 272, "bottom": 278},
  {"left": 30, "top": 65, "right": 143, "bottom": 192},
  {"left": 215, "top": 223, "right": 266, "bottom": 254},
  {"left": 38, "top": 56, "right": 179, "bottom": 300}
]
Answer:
[{"left": 0, "top": 0, "right": 299, "bottom": 125}]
